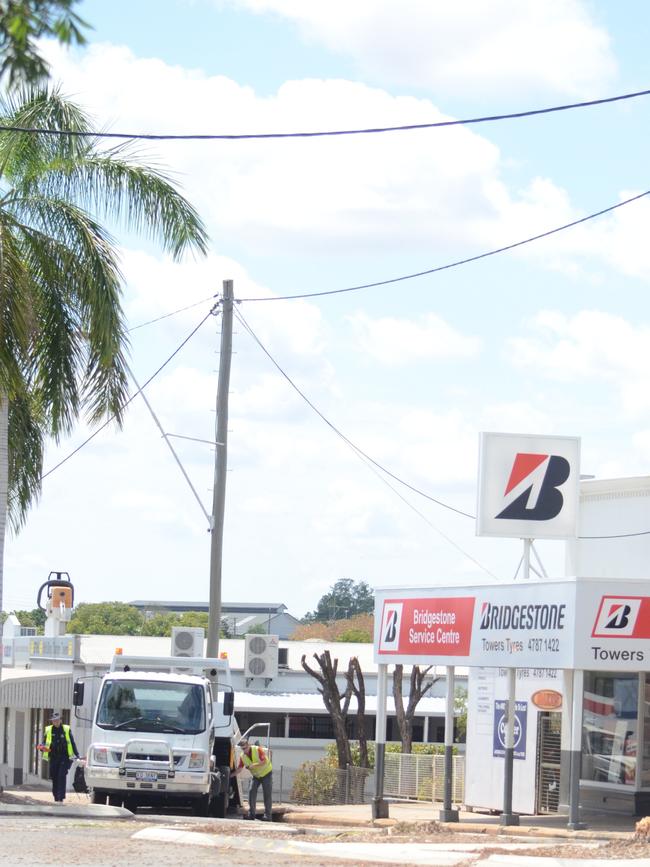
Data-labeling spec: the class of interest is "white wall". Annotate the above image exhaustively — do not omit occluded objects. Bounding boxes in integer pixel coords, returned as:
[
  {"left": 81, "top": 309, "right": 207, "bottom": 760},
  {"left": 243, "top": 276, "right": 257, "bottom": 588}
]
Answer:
[{"left": 465, "top": 667, "right": 563, "bottom": 814}]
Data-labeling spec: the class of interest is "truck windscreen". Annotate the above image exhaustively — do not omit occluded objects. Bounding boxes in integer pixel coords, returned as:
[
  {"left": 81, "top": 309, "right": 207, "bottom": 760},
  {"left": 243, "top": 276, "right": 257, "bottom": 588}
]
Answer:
[{"left": 97, "top": 680, "right": 206, "bottom": 734}]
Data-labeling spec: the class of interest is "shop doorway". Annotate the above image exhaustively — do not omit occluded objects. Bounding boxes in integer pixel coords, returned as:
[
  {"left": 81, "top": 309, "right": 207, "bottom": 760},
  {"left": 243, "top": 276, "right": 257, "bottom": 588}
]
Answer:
[{"left": 536, "top": 711, "right": 561, "bottom": 813}]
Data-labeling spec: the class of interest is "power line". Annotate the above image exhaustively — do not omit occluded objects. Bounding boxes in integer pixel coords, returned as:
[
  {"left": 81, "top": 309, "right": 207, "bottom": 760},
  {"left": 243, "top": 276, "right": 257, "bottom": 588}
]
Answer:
[
  {"left": 234, "top": 307, "right": 473, "bottom": 519},
  {"left": 235, "top": 309, "right": 650, "bottom": 543},
  {"left": 234, "top": 308, "right": 497, "bottom": 577},
  {"left": 579, "top": 530, "right": 650, "bottom": 539},
  {"left": 127, "top": 293, "right": 218, "bottom": 332},
  {"left": 239, "top": 188, "right": 650, "bottom": 302},
  {"left": 2, "top": 87, "right": 649, "bottom": 141},
  {"left": 40, "top": 306, "right": 218, "bottom": 481}
]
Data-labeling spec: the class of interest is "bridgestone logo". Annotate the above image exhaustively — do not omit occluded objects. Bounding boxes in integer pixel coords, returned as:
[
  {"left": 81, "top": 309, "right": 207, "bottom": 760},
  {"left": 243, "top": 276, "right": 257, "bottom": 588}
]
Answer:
[{"left": 480, "top": 602, "right": 566, "bottom": 631}]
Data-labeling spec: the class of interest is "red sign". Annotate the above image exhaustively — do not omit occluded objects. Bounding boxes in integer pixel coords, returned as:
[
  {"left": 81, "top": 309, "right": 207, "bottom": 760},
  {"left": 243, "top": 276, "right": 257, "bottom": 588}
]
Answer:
[
  {"left": 378, "top": 597, "right": 475, "bottom": 656},
  {"left": 531, "top": 689, "right": 562, "bottom": 710},
  {"left": 591, "top": 596, "right": 650, "bottom": 639}
]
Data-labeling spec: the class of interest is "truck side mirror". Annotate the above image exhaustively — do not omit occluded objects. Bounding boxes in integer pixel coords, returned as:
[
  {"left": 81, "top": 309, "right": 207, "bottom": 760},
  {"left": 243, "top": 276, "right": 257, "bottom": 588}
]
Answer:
[
  {"left": 73, "top": 680, "right": 85, "bottom": 707},
  {"left": 223, "top": 692, "right": 234, "bottom": 717}
]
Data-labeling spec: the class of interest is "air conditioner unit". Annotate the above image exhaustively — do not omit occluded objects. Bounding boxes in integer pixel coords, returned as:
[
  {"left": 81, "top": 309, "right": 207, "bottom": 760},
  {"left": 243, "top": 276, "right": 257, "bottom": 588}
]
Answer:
[
  {"left": 171, "top": 626, "right": 204, "bottom": 659},
  {"left": 244, "top": 634, "right": 279, "bottom": 679}
]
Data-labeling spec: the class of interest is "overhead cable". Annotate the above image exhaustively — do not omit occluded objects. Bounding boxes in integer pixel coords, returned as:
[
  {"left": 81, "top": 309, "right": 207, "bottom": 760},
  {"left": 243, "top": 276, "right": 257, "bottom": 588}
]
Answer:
[
  {"left": 41, "top": 305, "right": 218, "bottom": 481},
  {"left": 239, "top": 188, "right": 650, "bottom": 302},
  {"left": 1, "top": 87, "right": 649, "bottom": 141},
  {"left": 235, "top": 309, "right": 650, "bottom": 542},
  {"left": 234, "top": 307, "right": 473, "bottom": 519},
  {"left": 127, "top": 293, "right": 218, "bottom": 332},
  {"left": 234, "top": 308, "right": 498, "bottom": 577}
]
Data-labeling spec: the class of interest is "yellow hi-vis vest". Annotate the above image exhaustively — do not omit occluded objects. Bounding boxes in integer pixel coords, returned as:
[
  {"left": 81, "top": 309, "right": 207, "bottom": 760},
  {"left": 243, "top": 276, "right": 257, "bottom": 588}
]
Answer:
[
  {"left": 241, "top": 745, "right": 272, "bottom": 778},
  {"left": 43, "top": 724, "right": 75, "bottom": 761}
]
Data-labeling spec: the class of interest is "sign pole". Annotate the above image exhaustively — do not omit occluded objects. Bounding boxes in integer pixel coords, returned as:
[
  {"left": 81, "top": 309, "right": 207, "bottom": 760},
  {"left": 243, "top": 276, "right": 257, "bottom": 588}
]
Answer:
[
  {"left": 559, "top": 669, "right": 573, "bottom": 812},
  {"left": 567, "top": 669, "right": 587, "bottom": 830},
  {"left": 439, "top": 665, "right": 459, "bottom": 821},
  {"left": 372, "top": 663, "right": 389, "bottom": 819},
  {"left": 500, "top": 667, "right": 519, "bottom": 825}
]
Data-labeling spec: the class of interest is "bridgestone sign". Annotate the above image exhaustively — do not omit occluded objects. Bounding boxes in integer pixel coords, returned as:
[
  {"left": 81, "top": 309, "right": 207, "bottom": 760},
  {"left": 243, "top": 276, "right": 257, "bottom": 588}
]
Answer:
[{"left": 374, "top": 578, "right": 650, "bottom": 671}]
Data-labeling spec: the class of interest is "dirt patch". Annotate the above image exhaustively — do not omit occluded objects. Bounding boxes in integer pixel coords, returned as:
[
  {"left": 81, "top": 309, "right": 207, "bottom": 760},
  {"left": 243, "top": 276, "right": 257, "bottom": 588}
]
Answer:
[
  {"left": 467, "top": 839, "right": 650, "bottom": 860},
  {"left": 0, "top": 791, "right": 51, "bottom": 806}
]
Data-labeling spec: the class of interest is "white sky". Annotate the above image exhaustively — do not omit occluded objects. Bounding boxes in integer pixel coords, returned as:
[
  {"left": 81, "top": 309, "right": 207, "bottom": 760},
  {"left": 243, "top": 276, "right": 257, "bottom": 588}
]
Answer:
[{"left": 5, "top": 0, "right": 650, "bottom": 618}]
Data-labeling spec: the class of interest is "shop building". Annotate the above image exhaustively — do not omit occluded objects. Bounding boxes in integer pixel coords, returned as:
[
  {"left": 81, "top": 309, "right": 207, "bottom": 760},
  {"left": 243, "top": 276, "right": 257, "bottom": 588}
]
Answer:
[{"left": 373, "top": 474, "right": 650, "bottom": 823}]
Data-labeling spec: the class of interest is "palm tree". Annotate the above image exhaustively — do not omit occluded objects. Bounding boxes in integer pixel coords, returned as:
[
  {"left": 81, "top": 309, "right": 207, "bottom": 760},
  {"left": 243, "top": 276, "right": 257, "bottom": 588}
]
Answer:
[{"left": 0, "top": 87, "right": 209, "bottom": 620}]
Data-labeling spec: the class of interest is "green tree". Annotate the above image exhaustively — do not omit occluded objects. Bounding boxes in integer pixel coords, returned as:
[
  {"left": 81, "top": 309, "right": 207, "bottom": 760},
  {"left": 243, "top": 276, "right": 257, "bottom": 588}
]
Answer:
[
  {"left": 0, "top": 88, "right": 207, "bottom": 621},
  {"left": 0, "top": 0, "right": 89, "bottom": 89},
  {"left": 140, "top": 612, "right": 177, "bottom": 637},
  {"left": 11, "top": 606, "right": 45, "bottom": 630},
  {"left": 67, "top": 601, "right": 143, "bottom": 635},
  {"left": 307, "top": 579, "right": 374, "bottom": 623},
  {"left": 178, "top": 611, "right": 209, "bottom": 630}
]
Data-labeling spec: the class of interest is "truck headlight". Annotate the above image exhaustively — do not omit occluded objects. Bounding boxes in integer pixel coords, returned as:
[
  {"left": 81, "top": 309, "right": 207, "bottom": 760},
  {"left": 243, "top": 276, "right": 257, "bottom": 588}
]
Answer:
[
  {"left": 189, "top": 752, "right": 204, "bottom": 769},
  {"left": 93, "top": 747, "right": 108, "bottom": 764}
]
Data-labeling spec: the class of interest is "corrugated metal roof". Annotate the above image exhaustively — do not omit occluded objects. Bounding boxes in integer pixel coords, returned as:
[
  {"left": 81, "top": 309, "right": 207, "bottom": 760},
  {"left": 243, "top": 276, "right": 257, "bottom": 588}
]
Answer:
[
  {"left": 129, "top": 601, "right": 288, "bottom": 614},
  {"left": 235, "top": 692, "right": 448, "bottom": 716}
]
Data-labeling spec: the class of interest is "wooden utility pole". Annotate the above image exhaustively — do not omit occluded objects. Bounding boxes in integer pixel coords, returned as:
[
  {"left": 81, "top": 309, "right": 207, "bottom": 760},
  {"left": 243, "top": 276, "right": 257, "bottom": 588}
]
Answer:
[{"left": 207, "top": 280, "right": 234, "bottom": 658}]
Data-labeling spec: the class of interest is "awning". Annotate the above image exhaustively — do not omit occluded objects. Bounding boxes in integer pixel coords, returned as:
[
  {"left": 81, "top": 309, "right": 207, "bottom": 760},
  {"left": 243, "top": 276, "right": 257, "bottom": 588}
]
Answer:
[{"left": 0, "top": 668, "right": 73, "bottom": 710}]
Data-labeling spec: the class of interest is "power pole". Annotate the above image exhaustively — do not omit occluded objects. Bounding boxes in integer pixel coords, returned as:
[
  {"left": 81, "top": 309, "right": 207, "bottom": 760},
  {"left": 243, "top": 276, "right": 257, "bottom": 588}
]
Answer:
[{"left": 207, "top": 279, "right": 234, "bottom": 658}]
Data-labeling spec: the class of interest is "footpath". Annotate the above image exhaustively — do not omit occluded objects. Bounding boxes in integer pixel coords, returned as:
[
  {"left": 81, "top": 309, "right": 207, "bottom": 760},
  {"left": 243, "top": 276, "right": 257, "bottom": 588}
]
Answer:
[{"left": 1, "top": 786, "right": 645, "bottom": 867}]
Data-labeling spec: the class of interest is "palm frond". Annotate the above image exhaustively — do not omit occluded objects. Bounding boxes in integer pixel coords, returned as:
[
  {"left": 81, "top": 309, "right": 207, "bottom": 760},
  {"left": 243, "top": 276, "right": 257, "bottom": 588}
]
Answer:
[
  {"left": 10, "top": 199, "right": 130, "bottom": 429},
  {"left": 7, "top": 388, "right": 43, "bottom": 532},
  {"left": 39, "top": 153, "right": 209, "bottom": 259},
  {"left": 0, "top": 216, "right": 31, "bottom": 390}
]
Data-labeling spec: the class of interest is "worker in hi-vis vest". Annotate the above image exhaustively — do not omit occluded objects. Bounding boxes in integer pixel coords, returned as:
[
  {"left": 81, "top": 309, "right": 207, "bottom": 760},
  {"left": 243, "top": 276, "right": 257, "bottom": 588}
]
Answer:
[
  {"left": 233, "top": 737, "right": 273, "bottom": 820},
  {"left": 37, "top": 712, "right": 81, "bottom": 803}
]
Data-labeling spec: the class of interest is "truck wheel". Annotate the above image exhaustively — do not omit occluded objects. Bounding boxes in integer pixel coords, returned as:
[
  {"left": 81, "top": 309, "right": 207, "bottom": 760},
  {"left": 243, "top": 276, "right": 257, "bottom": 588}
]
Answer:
[
  {"left": 91, "top": 790, "right": 107, "bottom": 805},
  {"left": 211, "top": 767, "right": 230, "bottom": 818},
  {"left": 192, "top": 794, "right": 210, "bottom": 817},
  {"left": 108, "top": 794, "right": 123, "bottom": 807}
]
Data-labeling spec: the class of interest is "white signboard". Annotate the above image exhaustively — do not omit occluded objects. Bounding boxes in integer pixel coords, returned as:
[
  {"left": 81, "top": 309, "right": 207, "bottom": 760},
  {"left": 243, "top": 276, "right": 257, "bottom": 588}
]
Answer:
[
  {"left": 375, "top": 578, "right": 650, "bottom": 672},
  {"left": 374, "top": 580, "right": 576, "bottom": 668},
  {"left": 476, "top": 432, "right": 580, "bottom": 539},
  {"left": 573, "top": 582, "right": 650, "bottom": 670}
]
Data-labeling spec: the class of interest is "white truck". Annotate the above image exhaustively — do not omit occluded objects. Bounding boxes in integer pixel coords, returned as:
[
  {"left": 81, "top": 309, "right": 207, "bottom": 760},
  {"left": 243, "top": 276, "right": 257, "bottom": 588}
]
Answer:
[{"left": 74, "top": 654, "right": 245, "bottom": 816}]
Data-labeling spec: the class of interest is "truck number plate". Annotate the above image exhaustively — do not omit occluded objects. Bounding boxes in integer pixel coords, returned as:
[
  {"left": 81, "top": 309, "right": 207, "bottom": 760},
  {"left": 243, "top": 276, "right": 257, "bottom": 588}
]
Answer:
[{"left": 135, "top": 771, "right": 158, "bottom": 782}]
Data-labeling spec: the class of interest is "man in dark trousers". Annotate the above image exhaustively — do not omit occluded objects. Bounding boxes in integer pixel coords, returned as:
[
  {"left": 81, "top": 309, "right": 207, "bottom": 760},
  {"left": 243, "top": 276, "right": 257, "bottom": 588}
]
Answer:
[
  {"left": 38, "top": 712, "right": 81, "bottom": 804},
  {"left": 233, "top": 737, "right": 273, "bottom": 821}
]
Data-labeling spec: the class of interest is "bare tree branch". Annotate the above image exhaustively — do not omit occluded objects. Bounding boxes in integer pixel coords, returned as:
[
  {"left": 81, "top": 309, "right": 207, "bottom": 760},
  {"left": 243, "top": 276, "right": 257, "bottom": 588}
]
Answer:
[
  {"left": 393, "top": 664, "right": 440, "bottom": 753},
  {"left": 301, "top": 650, "right": 353, "bottom": 769}
]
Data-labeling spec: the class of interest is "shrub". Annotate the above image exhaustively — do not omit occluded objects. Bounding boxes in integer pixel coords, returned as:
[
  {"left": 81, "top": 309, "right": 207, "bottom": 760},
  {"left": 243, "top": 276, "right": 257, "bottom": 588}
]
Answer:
[{"left": 290, "top": 758, "right": 338, "bottom": 804}]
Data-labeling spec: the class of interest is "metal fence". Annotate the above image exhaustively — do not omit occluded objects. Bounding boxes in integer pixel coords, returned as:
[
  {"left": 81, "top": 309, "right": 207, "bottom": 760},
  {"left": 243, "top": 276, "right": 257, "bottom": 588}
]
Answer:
[
  {"left": 272, "top": 753, "right": 464, "bottom": 806},
  {"left": 383, "top": 753, "right": 465, "bottom": 804},
  {"left": 273, "top": 763, "right": 373, "bottom": 806}
]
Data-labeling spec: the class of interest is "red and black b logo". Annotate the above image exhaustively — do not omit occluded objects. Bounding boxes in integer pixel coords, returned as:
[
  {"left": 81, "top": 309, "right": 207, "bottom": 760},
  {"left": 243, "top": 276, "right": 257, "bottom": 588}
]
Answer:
[{"left": 496, "top": 453, "right": 570, "bottom": 522}]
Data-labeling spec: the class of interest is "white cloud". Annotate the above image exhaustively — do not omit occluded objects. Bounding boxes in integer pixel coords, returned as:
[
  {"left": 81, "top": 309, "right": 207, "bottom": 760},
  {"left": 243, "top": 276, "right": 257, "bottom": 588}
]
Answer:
[
  {"left": 509, "top": 310, "right": 650, "bottom": 416},
  {"left": 42, "top": 40, "right": 641, "bottom": 287},
  {"left": 41, "top": 41, "right": 564, "bottom": 260},
  {"left": 348, "top": 311, "right": 481, "bottom": 364},
  {"left": 230, "top": 0, "right": 616, "bottom": 97}
]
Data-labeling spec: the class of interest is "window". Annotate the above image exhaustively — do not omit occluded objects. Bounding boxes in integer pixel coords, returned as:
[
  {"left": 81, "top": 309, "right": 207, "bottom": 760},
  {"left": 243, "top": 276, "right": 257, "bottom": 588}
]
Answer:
[
  {"left": 96, "top": 680, "right": 205, "bottom": 734},
  {"left": 582, "top": 672, "right": 638, "bottom": 786}
]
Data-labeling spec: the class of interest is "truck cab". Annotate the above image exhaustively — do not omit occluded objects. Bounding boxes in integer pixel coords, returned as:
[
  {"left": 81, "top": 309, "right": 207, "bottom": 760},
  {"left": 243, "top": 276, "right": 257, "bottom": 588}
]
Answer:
[{"left": 77, "top": 655, "right": 240, "bottom": 816}]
